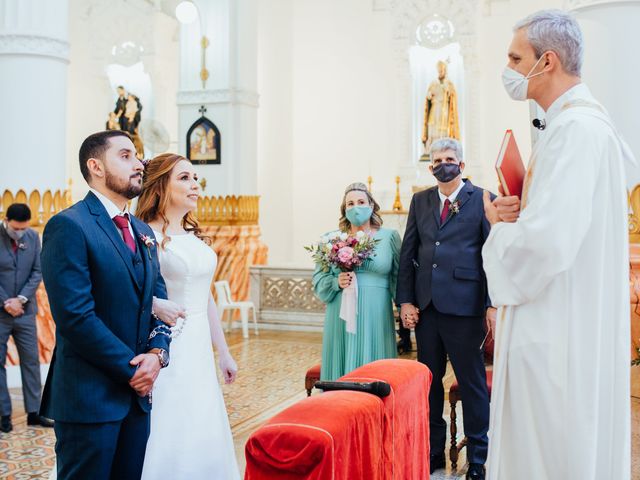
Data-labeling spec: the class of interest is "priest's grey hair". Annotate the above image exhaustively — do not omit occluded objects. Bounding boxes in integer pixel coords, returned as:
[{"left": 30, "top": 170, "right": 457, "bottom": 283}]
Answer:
[
  {"left": 514, "top": 9, "right": 583, "bottom": 77},
  {"left": 430, "top": 137, "right": 463, "bottom": 162}
]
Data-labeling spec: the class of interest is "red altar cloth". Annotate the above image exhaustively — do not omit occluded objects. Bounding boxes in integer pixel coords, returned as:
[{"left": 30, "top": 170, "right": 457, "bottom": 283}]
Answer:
[
  {"left": 245, "top": 359, "right": 432, "bottom": 479},
  {"left": 245, "top": 391, "right": 385, "bottom": 479},
  {"left": 340, "top": 359, "right": 432, "bottom": 480}
]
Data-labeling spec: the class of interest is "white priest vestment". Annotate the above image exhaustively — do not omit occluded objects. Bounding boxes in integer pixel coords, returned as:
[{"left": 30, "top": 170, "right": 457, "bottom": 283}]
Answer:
[{"left": 483, "top": 84, "right": 636, "bottom": 480}]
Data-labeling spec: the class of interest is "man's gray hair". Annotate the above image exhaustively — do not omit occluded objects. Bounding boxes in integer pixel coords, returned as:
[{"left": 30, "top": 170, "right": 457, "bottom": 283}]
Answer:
[
  {"left": 430, "top": 137, "right": 463, "bottom": 162},
  {"left": 514, "top": 9, "right": 583, "bottom": 77}
]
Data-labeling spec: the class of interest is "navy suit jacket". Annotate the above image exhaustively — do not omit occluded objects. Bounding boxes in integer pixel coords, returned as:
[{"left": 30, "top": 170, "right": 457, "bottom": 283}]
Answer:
[
  {"left": 40, "top": 192, "right": 170, "bottom": 423},
  {"left": 396, "top": 180, "right": 494, "bottom": 316}
]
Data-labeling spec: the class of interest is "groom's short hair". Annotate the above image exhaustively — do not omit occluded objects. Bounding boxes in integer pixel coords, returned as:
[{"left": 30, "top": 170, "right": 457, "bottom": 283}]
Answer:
[{"left": 79, "top": 130, "right": 132, "bottom": 182}]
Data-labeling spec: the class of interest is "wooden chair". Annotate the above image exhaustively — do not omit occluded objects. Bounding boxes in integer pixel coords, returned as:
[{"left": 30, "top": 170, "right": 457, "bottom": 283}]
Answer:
[
  {"left": 448, "top": 329, "right": 494, "bottom": 470},
  {"left": 214, "top": 280, "right": 258, "bottom": 338}
]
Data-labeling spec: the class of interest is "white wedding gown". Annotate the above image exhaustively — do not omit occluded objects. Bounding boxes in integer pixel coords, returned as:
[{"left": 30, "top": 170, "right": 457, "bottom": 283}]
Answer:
[
  {"left": 141, "top": 231, "right": 240, "bottom": 479},
  {"left": 49, "top": 232, "right": 240, "bottom": 480}
]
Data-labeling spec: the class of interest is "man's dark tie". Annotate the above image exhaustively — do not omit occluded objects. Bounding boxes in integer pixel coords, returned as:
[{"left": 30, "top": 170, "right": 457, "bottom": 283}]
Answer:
[
  {"left": 10, "top": 239, "right": 17, "bottom": 254},
  {"left": 112, "top": 214, "right": 136, "bottom": 253},
  {"left": 440, "top": 198, "right": 451, "bottom": 224}
]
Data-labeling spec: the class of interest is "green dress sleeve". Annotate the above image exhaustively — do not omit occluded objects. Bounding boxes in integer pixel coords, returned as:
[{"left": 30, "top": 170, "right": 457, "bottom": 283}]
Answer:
[
  {"left": 388, "top": 229, "right": 402, "bottom": 303},
  {"left": 312, "top": 264, "right": 341, "bottom": 304}
]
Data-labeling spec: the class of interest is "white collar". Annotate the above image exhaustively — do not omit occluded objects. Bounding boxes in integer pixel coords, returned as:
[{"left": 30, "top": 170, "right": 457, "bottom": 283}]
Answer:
[
  {"left": 438, "top": 180, "right": 465, "bottom": 204},
  {"left": 543, "top": 83, "right": 595, "bottom": 126},
  {"left": 89, "top": 188, "right": 131, "bottom": 219}
]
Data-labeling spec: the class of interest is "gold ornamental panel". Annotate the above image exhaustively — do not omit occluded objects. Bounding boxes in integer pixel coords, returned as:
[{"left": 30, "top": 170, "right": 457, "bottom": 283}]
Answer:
[
  {"left": 196, "top": 195, "right": 260, "bottom": 226},
  {"left": 0, "top": 188, "right": 73, "bottom": 232}
]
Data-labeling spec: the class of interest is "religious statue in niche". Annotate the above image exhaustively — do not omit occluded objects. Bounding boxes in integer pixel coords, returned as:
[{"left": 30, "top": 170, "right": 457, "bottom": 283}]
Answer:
[
  {"left": 186, "top": 106, "right": 221, "bottom": 165},
  {"left": 421, "top": 60, "right": 460, "bottom": 159},
  {"left": 106, "top": 85, "right": 144, "bottom": 159}
]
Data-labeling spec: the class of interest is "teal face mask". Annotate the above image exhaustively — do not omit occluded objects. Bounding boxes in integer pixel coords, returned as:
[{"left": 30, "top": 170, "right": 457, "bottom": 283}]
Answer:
[{"left": 345, "top": 206, "right": 373, "bottom": 226}]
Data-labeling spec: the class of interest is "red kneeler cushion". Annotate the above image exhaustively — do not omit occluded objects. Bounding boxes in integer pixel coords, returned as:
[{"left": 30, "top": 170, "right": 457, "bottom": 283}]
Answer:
[
  {"left": 245, "top": 391, "right": 385, "bottom": 479},
  {"left": 340, "top": 359, "right": 432, "bottom": 480},
  {"left": 245, "top": 359, "right": 432, "bottom": 479}
]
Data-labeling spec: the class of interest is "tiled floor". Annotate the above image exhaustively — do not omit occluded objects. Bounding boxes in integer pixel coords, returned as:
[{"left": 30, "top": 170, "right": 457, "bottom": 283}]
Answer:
[{"left": 1, "top": 331, "right": 638, "bottom": 479}]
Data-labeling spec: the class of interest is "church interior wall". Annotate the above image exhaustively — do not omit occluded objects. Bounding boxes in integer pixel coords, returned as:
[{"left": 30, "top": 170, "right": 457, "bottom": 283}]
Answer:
[
  {"left": 258, "top": 0, "right": 562, "bottom": 266},
  {"left": 51, "top": 0, "right": 628, "bottom": 267},
  {"left": 257, "top": 0, "right": 294, "bottom": 265},
  {"left": 65, "top": 0, "right": 179, "bottom": 200}
]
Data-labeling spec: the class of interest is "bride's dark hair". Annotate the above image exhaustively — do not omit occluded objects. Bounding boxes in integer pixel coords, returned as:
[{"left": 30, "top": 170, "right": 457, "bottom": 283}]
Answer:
[{"left": 136, "top": 153, "right": 210, "bottom": 249}]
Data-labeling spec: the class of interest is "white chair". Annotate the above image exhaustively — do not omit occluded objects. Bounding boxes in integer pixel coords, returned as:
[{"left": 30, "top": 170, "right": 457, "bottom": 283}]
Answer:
[{"left": 214, "top": 280, "right": 258, "bottom": 339}]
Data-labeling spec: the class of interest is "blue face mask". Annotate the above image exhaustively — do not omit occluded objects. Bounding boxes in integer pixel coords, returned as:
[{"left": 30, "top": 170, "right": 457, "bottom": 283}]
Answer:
[{"left": 346, "top": 206, "right": 373, "bottom": 226}]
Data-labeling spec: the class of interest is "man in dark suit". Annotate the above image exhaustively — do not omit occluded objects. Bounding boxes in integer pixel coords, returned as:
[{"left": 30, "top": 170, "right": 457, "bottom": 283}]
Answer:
[
  {"left": 396, "top": 138, "right": 495, "bottom": 480},
  {"left": 0, "top": 204, "right": 53, "bottom": 432},
  {"left": 40, "top": 130, "right": 171, "bottom": 480}
]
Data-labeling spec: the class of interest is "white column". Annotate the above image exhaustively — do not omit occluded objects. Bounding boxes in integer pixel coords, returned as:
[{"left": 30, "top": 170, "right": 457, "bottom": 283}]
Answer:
[
  {"left": 0, "top": 0, "right": 69, "bottom": 192},
  {"left": 570, "top": 0, "right": 640, "bottom": 170},
  {"left": 177, "top": 0, "right": 258, "bottom": 195}
]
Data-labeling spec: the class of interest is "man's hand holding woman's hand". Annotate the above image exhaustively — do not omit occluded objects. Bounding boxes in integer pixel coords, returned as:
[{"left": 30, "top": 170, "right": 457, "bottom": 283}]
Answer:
[{"left": 400, "top": 303, "right": 420, "bottom": 329}]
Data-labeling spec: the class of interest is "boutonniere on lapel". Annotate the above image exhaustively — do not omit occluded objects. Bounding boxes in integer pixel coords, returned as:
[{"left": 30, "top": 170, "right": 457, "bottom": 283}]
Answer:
[
  {"left": 449, "top": 200, "right": 461, "bottom": 216},
  {"left": 139, "top": 234, "right": 155, "bottom": 260},
  {"left": 17, "top": 243, "right": 26, "bottom": 250}
]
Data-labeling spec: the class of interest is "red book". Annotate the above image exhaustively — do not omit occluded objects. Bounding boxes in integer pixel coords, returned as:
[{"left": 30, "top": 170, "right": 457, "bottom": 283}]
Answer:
[{"left": 495, "top": 129, "right": 526, "bottom": 198}]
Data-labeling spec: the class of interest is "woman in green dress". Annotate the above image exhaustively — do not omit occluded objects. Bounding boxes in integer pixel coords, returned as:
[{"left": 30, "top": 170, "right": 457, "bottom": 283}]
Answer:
[{"left": 313, "top": 182, "right": 401, "bottom": 381}]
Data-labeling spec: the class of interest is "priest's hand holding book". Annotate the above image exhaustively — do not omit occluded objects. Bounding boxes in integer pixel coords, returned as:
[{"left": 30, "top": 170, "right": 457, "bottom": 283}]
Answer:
[
  {"left": 484, "top": 129, "right": 524, "bottom": 225},
  {"left": 483, "top": 191, "right": 521, "bottom": 226}
]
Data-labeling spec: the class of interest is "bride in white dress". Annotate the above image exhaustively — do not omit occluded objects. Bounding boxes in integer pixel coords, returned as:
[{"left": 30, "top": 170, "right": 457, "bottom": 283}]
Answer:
[{"left": 137, "top": 153, "right": 240, "bottom": 479}]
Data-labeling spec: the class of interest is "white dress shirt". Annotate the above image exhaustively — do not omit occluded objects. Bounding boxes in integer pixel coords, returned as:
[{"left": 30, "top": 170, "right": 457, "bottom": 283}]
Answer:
[
  {"left": 437, "top": 180, "right": 465, "bottom": 214},
  {"left": 89, "top": 188, "right": 134, "bottom": 239}
]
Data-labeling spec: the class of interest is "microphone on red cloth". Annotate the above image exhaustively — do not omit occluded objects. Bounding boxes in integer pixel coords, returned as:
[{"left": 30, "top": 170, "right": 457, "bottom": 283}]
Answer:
[{"left": 314, "top": 380, "right": 391, "bottom": 398}]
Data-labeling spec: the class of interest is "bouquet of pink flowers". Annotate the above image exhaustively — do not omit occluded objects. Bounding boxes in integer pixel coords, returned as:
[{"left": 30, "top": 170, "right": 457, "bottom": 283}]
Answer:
[{"left": 305, "top": 230, "right": 379, "bottom": 272}]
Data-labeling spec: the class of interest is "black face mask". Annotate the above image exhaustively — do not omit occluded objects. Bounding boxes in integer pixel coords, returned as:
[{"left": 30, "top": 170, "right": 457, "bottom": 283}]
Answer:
[{"left": 432, "top": 163, "right": 461, "bottom": 183}]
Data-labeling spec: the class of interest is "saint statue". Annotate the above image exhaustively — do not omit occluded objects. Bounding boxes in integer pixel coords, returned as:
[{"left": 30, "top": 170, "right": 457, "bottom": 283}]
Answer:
[
  {"left": 421, "top": 60, "right": 460, "bottom": 157},
  {"left": 107, "top": 86, "right": 144, "bottom": 159}
]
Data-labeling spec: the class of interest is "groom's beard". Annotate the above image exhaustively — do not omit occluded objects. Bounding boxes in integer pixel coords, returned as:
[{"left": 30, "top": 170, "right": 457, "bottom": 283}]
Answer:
[{"left": 105, "top": 169, "right": 143, "bottom": 200}]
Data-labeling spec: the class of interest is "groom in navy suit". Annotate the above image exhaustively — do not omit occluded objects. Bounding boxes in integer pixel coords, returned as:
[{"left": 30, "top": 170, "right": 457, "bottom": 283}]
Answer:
[
  {"left": 40, "top": 130, "right": 171, "bottom": 480},
  {"left": 396, "top": 138, "right": 494, "bottom": 480}
]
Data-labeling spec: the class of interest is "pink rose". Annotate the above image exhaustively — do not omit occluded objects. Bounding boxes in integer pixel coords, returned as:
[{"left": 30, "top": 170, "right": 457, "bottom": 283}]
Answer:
[{"left": 337, "top": 246, "right": 355, "bottom": 264}]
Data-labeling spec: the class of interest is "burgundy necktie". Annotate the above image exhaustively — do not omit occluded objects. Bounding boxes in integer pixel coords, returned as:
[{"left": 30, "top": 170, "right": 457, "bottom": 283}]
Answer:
[
  {"left": 10, "top": 239, "right": 17, "bottom": 254},
  {"left": 112, "top": 214, "right": 136, "bottom": 254},
  {"left": 440, "top": 198, "right": 451, "bottom": 224}
]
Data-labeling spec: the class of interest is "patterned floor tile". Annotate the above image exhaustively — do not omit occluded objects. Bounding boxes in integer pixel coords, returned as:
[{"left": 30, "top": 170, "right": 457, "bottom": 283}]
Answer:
[{"left": 2, "top": 331, "right": 638, "bottom": 478}]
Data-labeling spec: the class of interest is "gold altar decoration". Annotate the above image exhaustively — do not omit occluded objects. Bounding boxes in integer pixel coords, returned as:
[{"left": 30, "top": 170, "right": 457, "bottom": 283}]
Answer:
[
  {"left": 0, "top": 187, "right": 73, "bottom": 232},
  {"left": 629, "top": 184, "right": 640, "bottom": 243},
  {"left": 196, "top": 195, "right": 267, "bottom": 311},
  {"left": 631, "top": 245, "right": 640, "bottom": 399},
  {"left": 631, "top": 186, "right": 640, "bottom": 398},
  {"left": 205, "top": 224, "right": 268, "bottom": 306},
  {"left": 392, "top": 176, "right": 404, "bottom": 212},
  {"left": 197, "top": 195, "right": 260, "bottom": 226},
  {"left": 200, "top": 36, "right": 210, "bottom": 89},
  {"left": 367, "top": 176, "right": 373, "bottom": 193}
]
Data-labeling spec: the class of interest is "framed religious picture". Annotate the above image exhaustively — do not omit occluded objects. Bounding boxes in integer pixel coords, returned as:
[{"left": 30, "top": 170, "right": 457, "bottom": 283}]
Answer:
[{"left": 186, "top": 115, "right": 221, "bottom": 164}]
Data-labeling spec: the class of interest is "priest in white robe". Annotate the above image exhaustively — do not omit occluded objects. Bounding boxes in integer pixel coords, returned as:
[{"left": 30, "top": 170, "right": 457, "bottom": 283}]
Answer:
[{"left": 482, "top": 10, "right": 637, "bottom": 480}]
